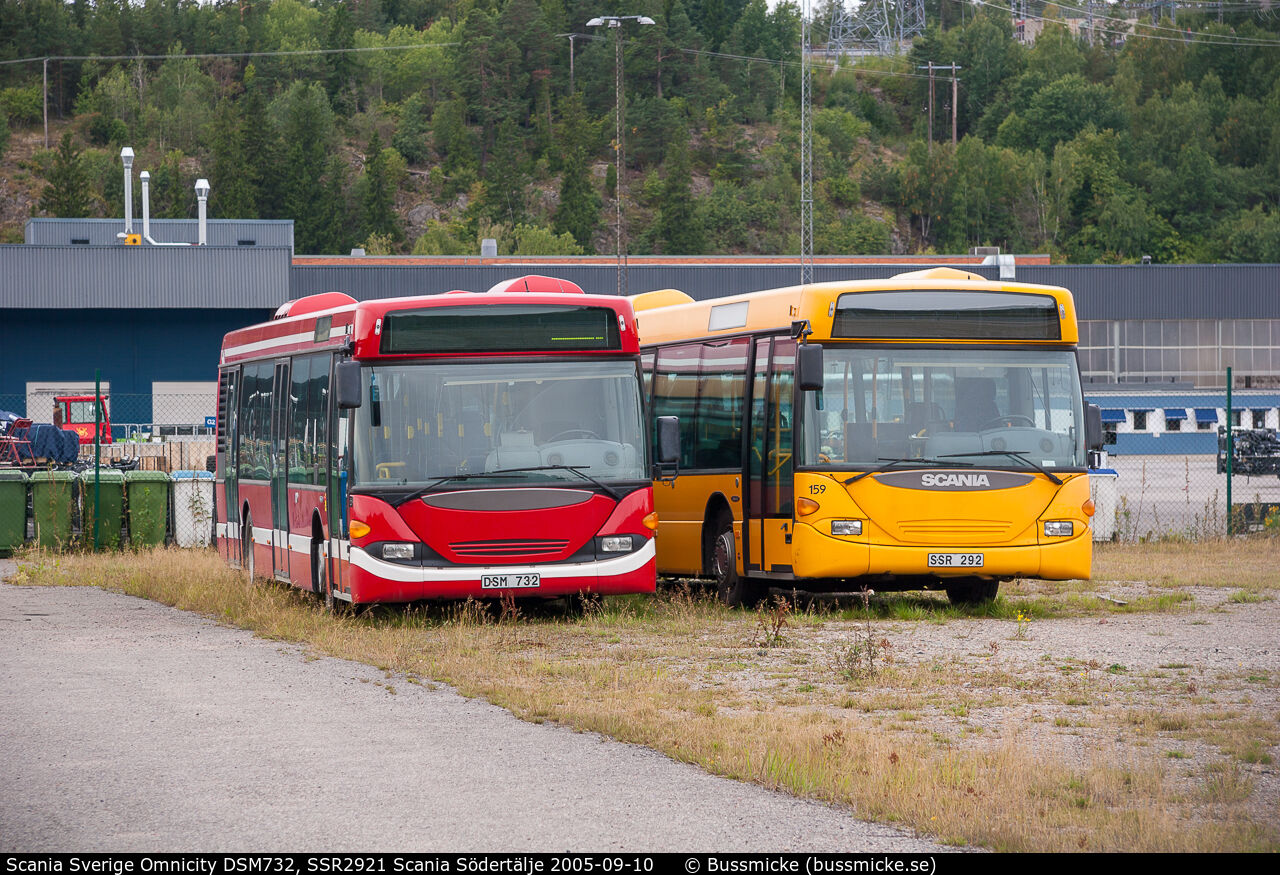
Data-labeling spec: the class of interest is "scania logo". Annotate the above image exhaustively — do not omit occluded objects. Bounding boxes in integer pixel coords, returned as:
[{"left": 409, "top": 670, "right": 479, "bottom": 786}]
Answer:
[
  {"left": 921, "top": 473, "right": 990, "bottom": 488},
  {"left": 875, "top": 469, "right": 1036, "bottom": 491}
]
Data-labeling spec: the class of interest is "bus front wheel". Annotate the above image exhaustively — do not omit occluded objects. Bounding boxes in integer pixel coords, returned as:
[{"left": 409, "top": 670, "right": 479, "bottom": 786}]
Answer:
[
  {"left": 944, "top": 578, "right": 999, "bottom": 605},
  {"left": 712, "top": 514, "right": 764, "bottom": 608}
]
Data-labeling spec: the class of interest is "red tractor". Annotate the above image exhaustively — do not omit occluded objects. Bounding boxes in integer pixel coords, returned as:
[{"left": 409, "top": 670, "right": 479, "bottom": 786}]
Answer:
[{"left": 54, "top": 395, "right": 113, "bottom": 444}]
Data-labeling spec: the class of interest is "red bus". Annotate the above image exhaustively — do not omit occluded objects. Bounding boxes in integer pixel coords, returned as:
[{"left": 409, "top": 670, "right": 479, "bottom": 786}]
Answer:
[{"left": 214, "top": 276, "right": 678, "bottom": 608}]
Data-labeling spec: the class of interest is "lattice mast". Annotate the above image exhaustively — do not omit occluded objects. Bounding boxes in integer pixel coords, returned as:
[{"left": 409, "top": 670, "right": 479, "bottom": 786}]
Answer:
[
  {"left": 828, "top": 0, "right": 926, "bottom": 56},
  {"left": 800, "top": 0, "right": 814, "bottom": 286}
]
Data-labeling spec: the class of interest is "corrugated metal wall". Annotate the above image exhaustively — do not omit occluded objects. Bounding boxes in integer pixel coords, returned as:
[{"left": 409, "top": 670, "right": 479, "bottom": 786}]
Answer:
[
  {"left": 1, "top": 246, "right": 293, "bottom": 309},
  {"left": 24, "top": 218, "right": 295, "bottom": 249}
]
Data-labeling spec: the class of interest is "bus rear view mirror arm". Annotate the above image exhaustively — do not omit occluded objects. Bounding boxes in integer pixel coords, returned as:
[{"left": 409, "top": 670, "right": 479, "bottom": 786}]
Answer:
[
  {"left": 797, "top": 343, "right": 824, "bottom": 392},
  {"left": 335, "top": 360, "right": 363, "bottom": 410}
]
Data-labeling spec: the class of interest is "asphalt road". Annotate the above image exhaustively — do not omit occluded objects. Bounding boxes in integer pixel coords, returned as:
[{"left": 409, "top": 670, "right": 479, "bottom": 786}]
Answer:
[{"left": 0, "top": 568, "right": 946, "bottom": 853}]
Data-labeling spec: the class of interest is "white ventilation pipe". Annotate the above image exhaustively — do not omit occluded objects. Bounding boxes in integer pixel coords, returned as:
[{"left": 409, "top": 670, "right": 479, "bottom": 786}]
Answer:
[
  {"left": 194, "top": 178, "right": 210, "bottom": 245},
  {"left": 138, "top": 170, "right": 187, "bottom": 246},
  {"left": 140, "top": 171, "right": 152, "bottom": 243},
  {"left": 120, "top": 147, "right": 134, "bottom": 236}
]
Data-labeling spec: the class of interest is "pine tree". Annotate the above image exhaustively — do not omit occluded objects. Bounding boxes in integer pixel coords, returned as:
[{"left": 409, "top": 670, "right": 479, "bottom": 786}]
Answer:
[
  {"left": 279, "top": 82, "right": 337, "bottom": 253},
  {"left": 552, "top": 97, "right": 600, "bottom": 250},
  {"left": 655, "top": 123, "right": 705, "bottom": 254},
  {"left": 209, "top": 98, "right": 258, "bottom": 218},
  {"left": 361, "top": 132, "right": 401, "bottom": 242},
  {"left": 38, "top": 132, "right": 92, "bottom": 218},
  {"left": 393, "top": 91, "right": 432, "bottom": 166},
  {"left": 240, "top": 66, "right": 283, "bottom": 218}
]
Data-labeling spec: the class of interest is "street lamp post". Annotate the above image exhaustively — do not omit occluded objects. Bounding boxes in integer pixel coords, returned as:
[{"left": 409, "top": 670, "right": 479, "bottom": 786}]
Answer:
[{"left": 587, "top": 14, "right": 654, "bottom": 296}]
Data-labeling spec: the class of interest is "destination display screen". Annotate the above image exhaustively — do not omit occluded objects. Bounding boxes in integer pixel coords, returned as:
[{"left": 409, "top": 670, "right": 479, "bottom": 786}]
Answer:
[
  {"left": 381, "top": 304, "right": 622, "bottom": 353},
  {"left": 832, "top": 290, "right": 1062, "bottom": 341}
]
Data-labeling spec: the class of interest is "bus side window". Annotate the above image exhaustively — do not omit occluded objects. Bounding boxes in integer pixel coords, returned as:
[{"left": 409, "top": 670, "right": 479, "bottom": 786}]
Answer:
[{"left": 653, "top": 344, "right": 700, "bottom": 469}]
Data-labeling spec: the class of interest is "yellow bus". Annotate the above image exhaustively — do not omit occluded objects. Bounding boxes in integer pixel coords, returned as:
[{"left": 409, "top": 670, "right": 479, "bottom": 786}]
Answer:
[{"left": 631, "top": 268, "right": 1104, "bottom": 606}]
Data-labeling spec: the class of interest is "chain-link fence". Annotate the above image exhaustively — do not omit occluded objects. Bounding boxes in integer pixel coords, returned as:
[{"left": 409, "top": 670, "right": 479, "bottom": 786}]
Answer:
[
  {"left": 1091, "top": 448, "right": 1280, "bottom": 542},
  {"left": 1, "top": 392, "right": 215, "bottom": 473},
  {"left": 4, "top": 386, "right": 1278, "bottom": 543}
]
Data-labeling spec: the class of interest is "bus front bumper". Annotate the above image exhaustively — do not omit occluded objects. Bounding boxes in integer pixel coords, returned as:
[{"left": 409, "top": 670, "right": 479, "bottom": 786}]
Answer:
[
  {"left": 343, "top": 539, "right": 657, "bottom": 603},
  {"left": 791, "top": 524, "right": 1092, "bottom": 582}
]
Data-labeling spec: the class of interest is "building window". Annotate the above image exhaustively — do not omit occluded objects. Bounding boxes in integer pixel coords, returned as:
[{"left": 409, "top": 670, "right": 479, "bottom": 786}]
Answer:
[
  {"left": 1253, "top": 410, "right": 1267, "bottom": 429},
  {"left": 1132, "top": 410, "right": 1148, "bottom": 431},
  {"left": 1231, "top": 410, "right": 1243, "bottom": 427},
  {"left": 1167, "top": 417, "right": 1181, "bottom": 432}
]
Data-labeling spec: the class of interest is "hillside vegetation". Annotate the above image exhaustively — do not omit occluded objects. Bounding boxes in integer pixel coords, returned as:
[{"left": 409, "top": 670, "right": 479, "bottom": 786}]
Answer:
[{"left": 3, "top": 0, "right": 1280, "bottom": 261}]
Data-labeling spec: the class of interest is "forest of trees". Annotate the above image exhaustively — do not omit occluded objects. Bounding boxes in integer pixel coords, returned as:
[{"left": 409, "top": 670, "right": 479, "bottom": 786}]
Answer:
[{"left": 3, "top": 0, "right": 1280, "bottom": 261}]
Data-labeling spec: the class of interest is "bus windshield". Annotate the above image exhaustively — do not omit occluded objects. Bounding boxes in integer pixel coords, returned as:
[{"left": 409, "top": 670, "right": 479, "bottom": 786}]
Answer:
[
  {"left": 352, "top": 359, "right": 646, "bottom": 488},
  {"left": 800, "top": 347, "right": 1086, "bottom": 470}
]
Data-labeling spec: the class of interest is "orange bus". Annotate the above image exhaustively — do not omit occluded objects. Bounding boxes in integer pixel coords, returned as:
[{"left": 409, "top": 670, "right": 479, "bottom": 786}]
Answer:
[{"left": 632, "top": 268, "right": 1104, "bottom": 605}]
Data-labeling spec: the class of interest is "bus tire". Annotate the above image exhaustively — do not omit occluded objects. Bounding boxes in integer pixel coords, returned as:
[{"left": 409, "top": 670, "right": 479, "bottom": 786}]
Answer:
[
  {"left": 311, "top": 539, "right": 326, "bottom": 597},
  {"left": 241, "top": 514, "right": 255, "bottom": 581},
  {"left": 944, "top": 578, "right": 999, "bottom": 605},
  {"left": 712, "top": 514, "right": 763, "bottom": 608}
]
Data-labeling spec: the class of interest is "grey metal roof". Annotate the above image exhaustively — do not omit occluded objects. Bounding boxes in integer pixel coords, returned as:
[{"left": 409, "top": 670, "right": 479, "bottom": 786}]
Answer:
[
  {"left": 24, "top": 218, "right": 295, "bottom": 250},
  {"left": 1, "top": 245, "right": 293, "bottom": 309},
  {"left": 290, "top": 261, "right": 1280, "bottom": 320}
]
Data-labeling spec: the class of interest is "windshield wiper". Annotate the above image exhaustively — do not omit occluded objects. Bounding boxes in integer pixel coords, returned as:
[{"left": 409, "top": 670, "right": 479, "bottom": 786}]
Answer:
[
  {"left": 383, "top": 471, "right": 523, "bottom": 506},
  {"left": 845, "top": 456, "right": 972, "bottom": 485},
  {"left": 938, "top": 450, "right": 1063, "bottom": 485},
  {"left": 485, "top": 464, "right": 622, "bottom": 500}
]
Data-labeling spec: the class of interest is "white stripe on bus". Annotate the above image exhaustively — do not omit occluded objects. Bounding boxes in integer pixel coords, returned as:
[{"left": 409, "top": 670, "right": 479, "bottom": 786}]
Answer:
[
  {"left": 221, "top": 324, "right": 351, "bottom": 363},
  {"left": 347, "top": 539, "right": 656, "bottom": 584}
]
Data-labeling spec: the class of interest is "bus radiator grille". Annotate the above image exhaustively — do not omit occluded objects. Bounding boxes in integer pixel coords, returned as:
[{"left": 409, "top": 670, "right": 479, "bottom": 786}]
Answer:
[
  {"left": 450, "top": 539, "right": 571, "bottom": 559},
  {"left": 895, "top": 520, "right": 1012, "bottom": 544}
]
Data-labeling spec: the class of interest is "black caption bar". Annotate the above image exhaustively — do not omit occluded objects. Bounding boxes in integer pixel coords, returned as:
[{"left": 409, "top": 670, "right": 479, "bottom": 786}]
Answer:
[{"left": 0, "top": 855, "right": 953, "bottom": 875}]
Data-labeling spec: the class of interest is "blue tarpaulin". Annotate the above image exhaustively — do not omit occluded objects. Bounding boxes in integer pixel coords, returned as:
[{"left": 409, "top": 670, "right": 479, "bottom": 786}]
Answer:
[
  {"left": 1164, "top": 408, "right": 1187, "bottom": 420},
  {"left": 1100, "top": 408, "right": 1126, "bottom": 423},
  {"left": 1194, "top": 408, "right": 1218, "bottom": 423}
]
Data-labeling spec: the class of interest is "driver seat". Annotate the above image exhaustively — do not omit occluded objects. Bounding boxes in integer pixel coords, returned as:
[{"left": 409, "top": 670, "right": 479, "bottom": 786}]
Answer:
[
  {"left": 953, "top": 379, "right": 1000, "bottom": 432},
  {"left": 485, "top": 431, "right": 541, "bottom": 472}
]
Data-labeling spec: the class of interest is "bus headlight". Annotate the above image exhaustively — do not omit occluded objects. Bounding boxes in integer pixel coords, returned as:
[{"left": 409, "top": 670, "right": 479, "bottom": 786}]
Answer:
[
  {"left": 601, "top": 536, "right": 632, "bottom": 552},
  {"left": 1043, "top": 521, "right": 1074, "bottom": 537},
  {"left": 382, "top": 543, "right": 416, "bottom": 560},
  {"left": 831, "top": 519, "right": 862, "bottom": 536}
]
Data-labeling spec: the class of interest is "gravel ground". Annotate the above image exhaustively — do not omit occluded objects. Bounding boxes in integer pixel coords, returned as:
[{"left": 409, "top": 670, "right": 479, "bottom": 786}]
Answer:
[{"left": 0, "top": 563, "right": 949, "bottom": 853}]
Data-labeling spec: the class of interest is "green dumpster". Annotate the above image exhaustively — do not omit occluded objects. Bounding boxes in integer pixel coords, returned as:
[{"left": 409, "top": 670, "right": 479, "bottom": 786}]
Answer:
[
  {"left": 30, "top": 470, "right": 76, "bottom": 550},
  {"left": 125, "top": 470, "right": 170, "bottom": 547},
  {"left": 0, "top": 469, "right": 28, "bottom": 554},
  {"left": 79, "top": 468, "right": 125, "bottom": 549}
]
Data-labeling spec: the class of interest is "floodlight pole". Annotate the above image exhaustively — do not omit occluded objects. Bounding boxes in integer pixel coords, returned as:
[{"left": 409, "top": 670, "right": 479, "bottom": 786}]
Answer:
[{"left": 587, "top": 15, "right": 655, "bottom": 296}]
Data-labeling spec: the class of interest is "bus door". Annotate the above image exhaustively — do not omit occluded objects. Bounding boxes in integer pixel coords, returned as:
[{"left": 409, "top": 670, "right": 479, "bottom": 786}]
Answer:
[
  {"left": 270, "top": 359, "right": 292, "bottom": 579},
  {"left": 745, "top": 336, "right": 795, "bottom": 576},
  {"left": 217, "top": 368, "right": 240, "bottom": 562}
]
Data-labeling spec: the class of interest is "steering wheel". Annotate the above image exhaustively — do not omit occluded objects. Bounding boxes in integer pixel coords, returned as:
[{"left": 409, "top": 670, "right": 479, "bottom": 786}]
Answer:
[
  {"left": 548, "top": 429, "right": 600, "bottom": 442},
  {"left": 981, "top": 414, "right": 1036, "bottom": 429}
]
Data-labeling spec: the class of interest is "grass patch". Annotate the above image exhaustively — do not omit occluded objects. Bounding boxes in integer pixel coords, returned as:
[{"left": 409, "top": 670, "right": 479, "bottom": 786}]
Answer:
[
  {"left": 1093, "top": 540, "right": 1280, "bottom": 590},
  {"left": 9, "top": 547, "right": 1279, "bottom": 853}
]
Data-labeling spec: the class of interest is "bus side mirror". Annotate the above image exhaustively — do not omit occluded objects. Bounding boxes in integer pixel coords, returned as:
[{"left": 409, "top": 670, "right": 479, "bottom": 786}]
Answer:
[
  {"left": 335, "top": 360, "right": 363, "bottom": 410},
  {"left": 656, "top": 416, "right": 680, "bottom": 465},
  {"left": 1085, "top": 403, "right": 1104, "bottom": 451},
  {"left": 797, "top": 343, "right": 824, "bottom": 392}
]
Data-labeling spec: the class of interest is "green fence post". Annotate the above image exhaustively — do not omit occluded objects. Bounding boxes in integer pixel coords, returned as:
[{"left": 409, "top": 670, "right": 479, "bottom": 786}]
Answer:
[
  {"left": 1226, "top": 366, "right": 1232, "bottom": 536},
  {"left": 94, "top": 368, "right": 101, "bottom": 551}
]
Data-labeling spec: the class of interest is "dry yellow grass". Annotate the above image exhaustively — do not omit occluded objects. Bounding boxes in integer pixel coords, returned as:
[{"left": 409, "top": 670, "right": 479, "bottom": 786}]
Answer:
[
  {"left": 9, "top": 546, "right": 1279, "bottom": 853},
  {"left": 1092, "top": 539, "right": 1280, "bottom": 590}
]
